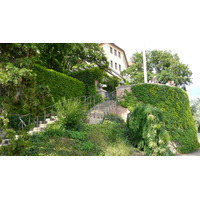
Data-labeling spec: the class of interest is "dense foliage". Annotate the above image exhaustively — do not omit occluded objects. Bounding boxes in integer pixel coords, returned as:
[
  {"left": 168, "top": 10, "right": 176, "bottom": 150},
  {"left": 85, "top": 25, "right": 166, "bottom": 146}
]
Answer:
[
  {"left": 0, "top": 43, "right": 109, "bottom": 73},
  {"left": 127, "top": 104, "right": 172, "bottom": 156},
  {"left": 69, "top": 67, "right": 103, "bottom": 96},
  {"left": 121, "top": 50, "right": 192, "bottom": 87},
  {"left": 120, "top": 83, "right": 199, "bottom": 153},
  {"left": 35, "top": 43, "right": 109, "bottom": 73},
  {"left": 69, "top": 67, "right": 120, "bottom": 95},
  {"left": 0, "top": 63, "right": 49, "bottom": 115},
  {"left": 32, "top": 65, "right": 85, "bottom": 104},
  {"left": 55, "top": 98, "right": 87, "bottom": 131},
  {"left": 0, "top": 101, "right": 142, "bottom": 156},
  {"left": 102, "top": 75, "right": 120, "bottom": 93},
  {"left": 191, "top": 98, "right": 200, "bottom": 132}
]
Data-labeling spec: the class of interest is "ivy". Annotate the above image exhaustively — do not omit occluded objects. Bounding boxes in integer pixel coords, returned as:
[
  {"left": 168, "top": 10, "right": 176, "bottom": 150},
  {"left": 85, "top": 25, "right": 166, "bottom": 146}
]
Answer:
[{"left": 121, "top": 83, "right": 199, "bottom": 154}]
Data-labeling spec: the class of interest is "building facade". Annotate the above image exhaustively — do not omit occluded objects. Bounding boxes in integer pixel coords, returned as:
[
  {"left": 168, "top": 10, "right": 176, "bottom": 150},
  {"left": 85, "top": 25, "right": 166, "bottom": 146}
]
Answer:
[{"left": 99, "top": 43, "right": 129, "bottom": 81}]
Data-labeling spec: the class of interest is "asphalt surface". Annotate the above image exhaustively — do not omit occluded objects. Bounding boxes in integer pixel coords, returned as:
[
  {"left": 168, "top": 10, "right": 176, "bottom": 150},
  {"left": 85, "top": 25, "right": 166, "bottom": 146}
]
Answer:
[{"left": 177, "top": 133, "right": 200, "bottom": 156}]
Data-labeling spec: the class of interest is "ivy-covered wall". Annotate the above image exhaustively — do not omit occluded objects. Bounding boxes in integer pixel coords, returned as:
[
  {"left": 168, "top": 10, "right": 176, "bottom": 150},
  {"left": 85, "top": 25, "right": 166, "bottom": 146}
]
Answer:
[
  {"left": 33, "top": 65, "right": 86, "bottom": 103},
  {"left": 69, "top": 67, "right": 103, "bottom": 96},
  {"left": 120, "top": 83, "right": 199, "bottom": 153}
]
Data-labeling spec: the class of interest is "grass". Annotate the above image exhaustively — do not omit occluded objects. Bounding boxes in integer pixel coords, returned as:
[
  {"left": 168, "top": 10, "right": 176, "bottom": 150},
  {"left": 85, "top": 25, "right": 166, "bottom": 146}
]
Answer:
[{"left": 15, "top": 120, "right": 143, "bottom": 156}]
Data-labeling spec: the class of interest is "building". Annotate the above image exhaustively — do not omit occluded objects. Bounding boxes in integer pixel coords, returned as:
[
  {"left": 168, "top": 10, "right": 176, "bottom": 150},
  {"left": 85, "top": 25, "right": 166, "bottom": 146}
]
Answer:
[{"left": 99, "top": 43, "right": 130, "bottom": 81}]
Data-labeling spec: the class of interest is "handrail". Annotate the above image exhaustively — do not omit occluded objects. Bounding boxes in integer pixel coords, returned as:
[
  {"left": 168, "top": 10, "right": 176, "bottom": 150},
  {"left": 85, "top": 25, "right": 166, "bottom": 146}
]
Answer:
[{"left": 7, "top": 91, "right": 116, "bottom": 130}]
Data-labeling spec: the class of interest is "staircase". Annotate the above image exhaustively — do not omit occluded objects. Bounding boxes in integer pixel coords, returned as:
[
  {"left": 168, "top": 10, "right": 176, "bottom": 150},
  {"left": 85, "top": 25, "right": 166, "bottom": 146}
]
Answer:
[
  {"left": 28, "top": 116, "right": 58, "bottom": 135},
  {"left": 88, "top": 100, "right": 117, "bottom": 124}
]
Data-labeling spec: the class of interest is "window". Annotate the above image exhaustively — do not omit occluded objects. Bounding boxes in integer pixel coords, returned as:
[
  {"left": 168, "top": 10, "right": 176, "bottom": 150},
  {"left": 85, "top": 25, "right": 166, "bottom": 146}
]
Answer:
[
  {"left": 115, "top": 62, "right": 117, "bottom": 70},
  {"left": 110, "top": 47, "right": 113, "bottom": 53},
  {"left": 119, "top": 64, "right": 121, "bottom": 72},
  {"left": 110, "top": 60, "right": 113, "bottom": 68},
  {"left": 118, "top": 52, "right": 121, "bottom": 58},
  {"left": 114, "top": 49, "right": 117, "bottom": 56}
]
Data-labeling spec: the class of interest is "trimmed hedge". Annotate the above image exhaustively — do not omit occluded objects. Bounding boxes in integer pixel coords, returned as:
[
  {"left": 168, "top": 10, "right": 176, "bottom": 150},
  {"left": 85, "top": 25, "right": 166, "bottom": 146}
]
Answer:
[
  {"left": 69, "top": 67, "right": 103, "bottom": 96},
  {"left": 122, "top": 83, "right": 199, "bottom": 154},
  {"left": 32, "top": 65, "right": 86, "bottom": 103}
]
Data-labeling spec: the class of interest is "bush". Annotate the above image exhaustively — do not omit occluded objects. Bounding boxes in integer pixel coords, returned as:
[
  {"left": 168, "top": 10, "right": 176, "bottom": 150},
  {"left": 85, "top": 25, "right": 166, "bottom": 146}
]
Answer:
[
  {"left": 102, "top": 114, "right": 124, "bottom": 124},
  {"left": 69, "top": 67, "right": 103, "bottom": 96},
  {"left": 104, "top": 140, "right": 141, "bottom": 156},
  {"left": 127, "top": 104, "right": 172, "bottom": 156},
  {"left": 44, "top": 128, "right": 66, "bottom": 137},
  {"left": 55, "top": 98, "right": 87, "bottom": 131},
  {"left": 67, "top": 130, "right": 86, "bottom": 140},
  {"left": 102, "top": 75, "right": 120, "bottom": 93},
  {"left": 32, "top": 65, "right": 86, "bottom": 104},
  {"left": 121, "top": 83, "right": 199, "bottom": 153}
]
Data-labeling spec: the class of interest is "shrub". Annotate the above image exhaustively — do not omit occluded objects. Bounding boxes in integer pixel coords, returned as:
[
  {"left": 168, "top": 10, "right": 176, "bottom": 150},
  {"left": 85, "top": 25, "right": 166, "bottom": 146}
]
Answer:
[
  {"left": 67, "top": 130, "right": 86, "bottom": 140},
  {"left": 55, "top": 98, "right": 87, "bottom": 131},
  {"left": 102, "top": 75, "right": 120, "bottom": 93},
  {"left": 121, "top": 83, "right": 199, "bottom": 153},
  {"left": 78, "top": 141, "right": 94, "bottom": 151},
  {"left": 104, "top": 140, "right": 142, "bottom": 156},
  {"left": 127, "top": 104, "right": 172, "bottom": 156},
  {"left": 69, "top": 67, "right": 103, "bottom": 96},
  {"left": 43, "top": 128, "right": 66, "bottom": 137},
  {"left": 32, "top": 65, "right": 86, "bottom": 104},
  {"left": 102, "top": 114, "right": 125, "bottom": 124}
]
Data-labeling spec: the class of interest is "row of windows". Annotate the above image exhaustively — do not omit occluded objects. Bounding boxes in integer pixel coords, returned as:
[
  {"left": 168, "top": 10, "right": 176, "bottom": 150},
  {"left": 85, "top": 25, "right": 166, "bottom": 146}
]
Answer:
[
  {"left": 110, "top": 47, "right": 121, "bottom": 58},
  {"left": 110, "top": 60, "right": 121, "bottom": 71}
]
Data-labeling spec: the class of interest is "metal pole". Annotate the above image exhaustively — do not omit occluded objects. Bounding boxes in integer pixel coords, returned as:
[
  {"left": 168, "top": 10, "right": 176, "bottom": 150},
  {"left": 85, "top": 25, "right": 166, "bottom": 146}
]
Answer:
[{"left": 143, "top": 45, "right": 148, "bottom": 83}]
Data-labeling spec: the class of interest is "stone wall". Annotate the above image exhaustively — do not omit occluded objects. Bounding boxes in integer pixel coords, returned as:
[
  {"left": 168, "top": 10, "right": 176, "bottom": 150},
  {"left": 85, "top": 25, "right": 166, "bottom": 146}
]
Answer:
[{"left": 116, "top": 85, "right": 132, "bottom": 98}]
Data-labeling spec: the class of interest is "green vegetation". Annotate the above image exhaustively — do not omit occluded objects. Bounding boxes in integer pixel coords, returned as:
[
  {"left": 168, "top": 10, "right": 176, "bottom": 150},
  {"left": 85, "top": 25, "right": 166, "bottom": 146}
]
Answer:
[
  {"left": 127, "top": 104, "right": 172, "bottom": 156},
  {"left": 102, "top": 75, "right": 120, "bottom": 93},
  {"left": 32, "top": 65, "right": 86, "bottom": 103},
  {"left": 122, "top": 50, "right": 192, "bottom": 87},
  {"left": 0, "top": 105, "right": 142, "bottom": 156},
  {"left": 0, "top": 43, "right": 109, "bottom": 73},
  {"left": 191, "top": 98, "right": 200, "bottom": 132},
  {"left": 69, "top": 67, "right": 120, "bottom": 95},
  {"left": 0, "top": 63, "right": 47, "bottom": 115},
  {"left": 69, "top": 67, "right": 103, "bottom": 96},
  {"left": 120, "top": 83, "right": 199, "bottom": 154},
  {"left": 36, "top": 43, "right": 109, "bottom": 73},
  {"left": 55, "top": 98, "right": 87, "bottom": 131}
]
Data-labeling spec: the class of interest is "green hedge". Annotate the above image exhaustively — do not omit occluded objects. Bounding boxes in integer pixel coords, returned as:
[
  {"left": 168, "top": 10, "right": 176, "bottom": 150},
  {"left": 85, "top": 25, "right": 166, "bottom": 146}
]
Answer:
[
  {"left": 32, "top": 65, "right": 86, "bottom": 103},
  {"left": 121, "top": 83, "right": 199, "bottom": 153},
  {"left": 69, "top": 67, "right": 103, "bottom": 96}
]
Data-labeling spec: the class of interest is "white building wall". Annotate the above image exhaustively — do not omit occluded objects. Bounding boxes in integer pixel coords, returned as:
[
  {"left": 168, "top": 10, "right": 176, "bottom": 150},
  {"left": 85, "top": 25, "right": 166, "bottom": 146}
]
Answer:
[{"left": 100, "top": 43, "right": 128, "bottom": 80}]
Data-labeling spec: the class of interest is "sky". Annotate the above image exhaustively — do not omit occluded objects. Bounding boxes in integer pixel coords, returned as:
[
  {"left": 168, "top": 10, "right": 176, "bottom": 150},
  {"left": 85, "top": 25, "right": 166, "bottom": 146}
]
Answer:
[{"left": 114, "top": 0, "right": 200, "bottom": 101}]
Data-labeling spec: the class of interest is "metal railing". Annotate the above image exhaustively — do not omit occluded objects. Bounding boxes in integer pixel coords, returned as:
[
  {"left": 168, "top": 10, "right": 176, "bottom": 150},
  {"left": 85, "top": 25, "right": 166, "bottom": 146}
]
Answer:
[{"left": 7, "top": 92, "right": 115, "bottom": 131}]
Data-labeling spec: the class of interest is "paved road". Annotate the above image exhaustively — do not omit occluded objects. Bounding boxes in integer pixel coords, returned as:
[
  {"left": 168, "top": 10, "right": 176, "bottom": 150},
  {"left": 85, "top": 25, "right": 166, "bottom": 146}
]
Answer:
[{"left": 177, "top": 133, "right": 200, "bottom": 156}]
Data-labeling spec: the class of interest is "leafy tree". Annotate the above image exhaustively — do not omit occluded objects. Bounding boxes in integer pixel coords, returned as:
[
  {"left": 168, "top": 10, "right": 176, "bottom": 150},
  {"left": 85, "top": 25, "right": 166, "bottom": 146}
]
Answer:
[
  {"left": 0, "top": 63, "right": 50, "bottom": 115},
  {"left": 0, "top": 43, "right": 109, "bottom": 73},
  {"left": 191, "top": 98, "right": 200, "bottom": 132},
  {"left": 0, "top": 43, "right": 38, "bottom": 64},
  {"left": 121, "top": 50, "right": 192, "bottom": 87},
  {"left": 36, "top": 43, "right": 109, "bottom": 73}
]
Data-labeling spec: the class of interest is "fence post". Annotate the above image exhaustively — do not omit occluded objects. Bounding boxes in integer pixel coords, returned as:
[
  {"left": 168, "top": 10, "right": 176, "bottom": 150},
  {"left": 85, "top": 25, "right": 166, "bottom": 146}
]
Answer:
[
  {"left": 44, "top": 109, "right": 46, "bottom": 123},
  {"left": 28, "top": 114, "right": 30, "bottom": 125},
  {"left": 37, "top": 116, "right": 39, "bottom": 127}
]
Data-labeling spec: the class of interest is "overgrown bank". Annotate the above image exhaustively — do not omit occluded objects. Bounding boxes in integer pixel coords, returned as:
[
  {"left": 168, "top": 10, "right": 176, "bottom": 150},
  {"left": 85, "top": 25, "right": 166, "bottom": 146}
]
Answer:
[
  {"left": 119, "top": 83, "right": 199, "bottom": 154},
  {"left": 0, "top": 99, "right": 142, "bottom": 156}
]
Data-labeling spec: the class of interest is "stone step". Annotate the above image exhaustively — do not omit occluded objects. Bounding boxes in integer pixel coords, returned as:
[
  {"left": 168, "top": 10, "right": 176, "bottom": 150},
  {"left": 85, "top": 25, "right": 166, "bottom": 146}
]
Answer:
[
  {"left": 88, "top": 118, "right": 103, "bottom": 124},
  {"left": 39, "top": 123, "right": 47, "bottom": 129}
]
